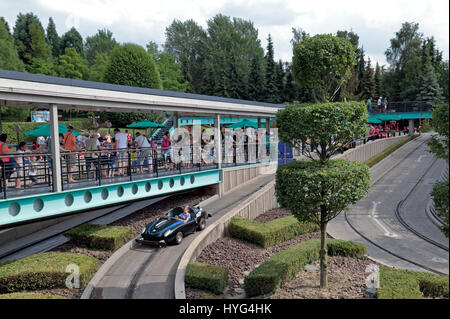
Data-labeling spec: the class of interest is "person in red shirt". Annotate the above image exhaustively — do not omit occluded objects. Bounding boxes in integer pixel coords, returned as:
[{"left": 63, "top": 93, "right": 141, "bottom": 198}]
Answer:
[{"left": 63, "top": 126, "right": 80, "bottom": 183}]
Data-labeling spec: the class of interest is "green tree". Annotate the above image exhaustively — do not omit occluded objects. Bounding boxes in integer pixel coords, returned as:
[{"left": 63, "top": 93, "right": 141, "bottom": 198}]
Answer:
[
  {"left": 264, "top": 34, "right": 277, "bottom": 103},
  {"left": 85, "top": 29, "right": 117, "bottom": 67},
  {"left": 275, "top": 101, "right": 370, "bottom": 288},
  {"left": 0, "top": 17, "right": 25, "bottom": 71},
  {"left": 88, "top": 52, "right": 109, "bottom": 82},
  {"left": 60, "top": 27, "right": 84, "bottom": 57},
  {"left": 275, "top": 60, "right": 285, "bottom": 103},
  {"left": 292, "top": 34, "right": 356, "bottom": 102},
  {"left": 147, "top": 41, "right": 189, "bottom": 92},
  {"left": 248, "top": 55, "right": 265, "bottom": 101},
  {"left": 164, "top": 19, "right": 207, "bottom": 93},
  {"left": 290, "top": 27, "right": 309, "bottom": 53},
  {"left": 46, "top": 17, "right": 60, "bottom": 58},
  {"left": 27, "top": 23, "right": 54, "bottom": 75},
  {"left": 374, "top": 62, "right": 382, "bottom": 98},
  {"left": 54, "top": 47, "right": 89, "bottom": 80},
  {"left": 103, "top": 43, "right": 162, "bottom": 89},
  {"left": 428, "top": 103, "right": 449, "bottom": 237},
  {"left": 13, "top": 12, "right": 43, "bottom": 65},
  {"left": 417, "top": 63, "right": 443, "bottom": 107},
  {"left": 361, "top": 58, "right": 376, "bottom": 101}
]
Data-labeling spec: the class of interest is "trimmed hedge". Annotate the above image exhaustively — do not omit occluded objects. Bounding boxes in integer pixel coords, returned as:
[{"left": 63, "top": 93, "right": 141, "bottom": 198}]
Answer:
[
  {"left": 65, "top": 224, "right": 133, "bottom": 252},
  {"left": 0, "top": 292, "right": 67, "bottom": 299},
  {"left": 185, "top": 262, "right": 229, "bottom": 295},
  {"left": 244, "top": 239, "right": 366, "bottom": 297},
  {"left": 0, "top": 252, "right": 98, "bottom": 293},
  {"left": 378, "top": 268, "right": 449, "bottom": 299},
  {"left": 228, "top": 215, "right": 319, "bottom": 248}
]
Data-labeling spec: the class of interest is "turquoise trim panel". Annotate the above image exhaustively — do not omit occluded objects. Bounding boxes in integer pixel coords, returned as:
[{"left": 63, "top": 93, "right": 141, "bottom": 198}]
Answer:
[{"left": 0, "top": 169, "right": 220, "bottom": 228}]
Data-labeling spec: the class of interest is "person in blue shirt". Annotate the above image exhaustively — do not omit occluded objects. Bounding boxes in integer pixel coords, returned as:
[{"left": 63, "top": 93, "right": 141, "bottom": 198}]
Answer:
[{"left": 177, "top": 206, "right": 191, "bottom": 223}]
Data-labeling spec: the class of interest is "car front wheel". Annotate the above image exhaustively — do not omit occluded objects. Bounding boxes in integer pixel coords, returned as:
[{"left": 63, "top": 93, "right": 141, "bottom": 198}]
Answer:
[
  {"left": 197, "top": 218, "right": 206, "bottom": 231},
  {"left": 174, "top": 231, "right": 183, "bottom": 244}
]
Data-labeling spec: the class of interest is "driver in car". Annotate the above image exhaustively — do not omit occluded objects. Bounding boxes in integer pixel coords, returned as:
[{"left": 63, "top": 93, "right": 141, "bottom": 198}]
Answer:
[{"left": 177, "top": 206, "right": 191, "bottom": 223}]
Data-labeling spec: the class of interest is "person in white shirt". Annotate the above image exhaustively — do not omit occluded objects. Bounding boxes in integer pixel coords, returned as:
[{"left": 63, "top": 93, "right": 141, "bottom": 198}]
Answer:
[
  {"left": 134, "top": 132, "right": 153, "bottom": 174},
  {"left": 113, "top": 128, "right": 129, "bottom": 176}
]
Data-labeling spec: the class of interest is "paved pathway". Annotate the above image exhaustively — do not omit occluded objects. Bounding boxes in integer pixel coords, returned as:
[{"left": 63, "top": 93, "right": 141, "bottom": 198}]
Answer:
[{"left": 328, "top": 134, "right": 449, "bottom": 274}]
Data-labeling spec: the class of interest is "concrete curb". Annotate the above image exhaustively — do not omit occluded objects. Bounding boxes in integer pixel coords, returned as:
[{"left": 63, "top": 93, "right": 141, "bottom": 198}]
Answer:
[
  {"left": 174, "top": 180, "right": 276, "bottom": 299},
  {"left": 80, "top": 194, "right": 218, "bottom": 299}
]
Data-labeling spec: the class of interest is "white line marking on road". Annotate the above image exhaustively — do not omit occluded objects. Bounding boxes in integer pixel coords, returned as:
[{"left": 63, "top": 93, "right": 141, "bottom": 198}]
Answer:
[
  {"left": 369, "top": 201, "right": 398, "bottom": 238},
  {"left": 431, "top": 257, "right": 448, "bottom": 263},
  {"left": 417, "top": 155, "right": 426, "bottom": 162}
]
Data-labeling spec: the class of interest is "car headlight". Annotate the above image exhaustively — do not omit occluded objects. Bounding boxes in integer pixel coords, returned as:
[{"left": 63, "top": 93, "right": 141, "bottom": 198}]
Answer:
[
  {"left": 164, "top": 229, "right": 173, "bottom": 237},
  {"left": 141, "top": 227, "right": 147, "bottom": 234}
]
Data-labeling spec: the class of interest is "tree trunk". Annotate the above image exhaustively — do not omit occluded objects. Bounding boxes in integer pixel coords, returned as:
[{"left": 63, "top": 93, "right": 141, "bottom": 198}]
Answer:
[{"left": 319, "top": 217, "right": 328, "bottom": 289}]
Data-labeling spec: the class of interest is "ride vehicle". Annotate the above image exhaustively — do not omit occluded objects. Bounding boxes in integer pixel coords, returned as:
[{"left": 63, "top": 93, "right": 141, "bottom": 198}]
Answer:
[{"left": 135, "top": 205, "right": 210, "bottom": 247}]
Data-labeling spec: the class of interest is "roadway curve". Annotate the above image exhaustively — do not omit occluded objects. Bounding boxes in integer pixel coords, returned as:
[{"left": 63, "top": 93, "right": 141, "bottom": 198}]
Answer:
[
  {"left": 329, "top": 134, "right": 449, "bottom": 274},
  {"left": 89, "top": 174, "right": 274, "bottom": 299}
]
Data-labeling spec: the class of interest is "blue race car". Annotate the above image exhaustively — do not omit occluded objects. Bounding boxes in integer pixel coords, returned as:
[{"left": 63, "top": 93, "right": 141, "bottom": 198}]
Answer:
[{"left": 135, "top": 205, "right": 209, "bottom": 247}]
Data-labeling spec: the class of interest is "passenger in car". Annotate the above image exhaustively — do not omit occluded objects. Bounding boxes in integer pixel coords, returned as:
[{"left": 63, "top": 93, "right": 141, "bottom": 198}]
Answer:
[{"left": 177, "top": 206, "right": 191, "bottom": 223}]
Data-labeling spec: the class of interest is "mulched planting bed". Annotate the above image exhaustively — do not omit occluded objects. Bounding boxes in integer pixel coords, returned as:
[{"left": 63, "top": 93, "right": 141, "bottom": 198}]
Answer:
[
  {"left": 265, "top": 256, "right": 382, "bottom": 299},
  {"left": 254, "top": 208, "right": 292, "bottom": 223}
]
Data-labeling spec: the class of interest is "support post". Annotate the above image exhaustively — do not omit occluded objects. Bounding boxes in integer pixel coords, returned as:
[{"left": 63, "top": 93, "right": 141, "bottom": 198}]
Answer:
[
  {"left": 214, "top": 114, "right": 222, "bottom": 170},
  {"left": 265, "top": 117, "right": 271, "bottom": 156},
  {"left": 173, "top": 113, "right": 179, "bottom": 129},
  {"left": 50, "top": 104, "right": 62, "bottom": 192},
  {"left": 408, "top": 119, "right": 415, "bottom": 136}
]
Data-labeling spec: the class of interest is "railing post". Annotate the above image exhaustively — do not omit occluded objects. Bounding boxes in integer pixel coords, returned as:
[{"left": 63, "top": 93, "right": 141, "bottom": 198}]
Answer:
[
  {"left": 1, "top": 161, "right": 6, "bottom": 199},
  {"left": 128, "top": 150, "right": 132, "bottom": 181},
  {"left": 49, "top": 104, "right": 62, "bottom": 192}
]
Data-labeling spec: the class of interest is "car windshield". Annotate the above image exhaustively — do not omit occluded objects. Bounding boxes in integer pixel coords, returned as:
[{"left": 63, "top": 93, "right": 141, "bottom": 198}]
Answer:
[{"left": 167, "top": 207, "right": 184, "bottom": 217}]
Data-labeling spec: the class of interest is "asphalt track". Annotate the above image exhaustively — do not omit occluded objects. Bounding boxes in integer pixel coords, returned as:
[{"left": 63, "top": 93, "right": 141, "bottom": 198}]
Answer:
[
  {"left": 329, "top": 134, "right": 449, "bottom": 274},
  {"left": 91, "top": 174, "right": 275, "bottom": 299}
]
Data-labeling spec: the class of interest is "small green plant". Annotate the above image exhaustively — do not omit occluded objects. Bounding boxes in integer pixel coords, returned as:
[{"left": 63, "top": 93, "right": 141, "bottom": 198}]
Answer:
[
  {"left": 0, "top": 252, "right": 98, "bottom": 293},
  {"left": 65, "top": 224, "right": 133, "bottom": 251},
  {"left": 185, "top": 262, "right": 229, "bottom": 295},
  {"left": 228, "top": 215, "right": 319, "bottom": 248}
]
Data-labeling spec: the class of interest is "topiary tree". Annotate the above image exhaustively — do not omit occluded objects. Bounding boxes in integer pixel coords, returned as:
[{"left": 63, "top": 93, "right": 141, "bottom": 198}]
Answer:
[
  {"left": 292, "top": 34, "right": 356, "bottom": 102},
  {"left": 103, "top": 43, "right": 162, "bottom": 90},
  {"left": 275, "top": 101, "right": 370, "bottom": 288}
]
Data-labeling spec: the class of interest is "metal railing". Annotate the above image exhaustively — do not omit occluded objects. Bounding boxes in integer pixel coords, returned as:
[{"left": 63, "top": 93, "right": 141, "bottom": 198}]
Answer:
[{"left": 0, "top": 141, "right": 275, "bottom": 200}]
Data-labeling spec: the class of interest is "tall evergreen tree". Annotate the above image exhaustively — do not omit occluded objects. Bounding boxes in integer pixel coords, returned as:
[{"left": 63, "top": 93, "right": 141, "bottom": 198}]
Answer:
[
  {"left": 46, "top": 17, "right": 60, "bottom": 58},
  {"left": 60, "top": 27, "right": 84, "bottom": 57},
  {"left": 0, "top": 17, "right": 25, "bottom": 71},
  {"left": 26, "top": 23, "right": 54, "bottom": 75},
  {"left": 85, "top": 29, "right": 117, "bottom": 66},
  {"left": 362, "top": 58, "right": 376, "bottom": 100},
  {"left": 275, "top": 60, "right": 285, "bottom": 103},
  {"left": 374, "top": 62, "right": 382, "bottom": 97},
  {"left": 264, "top": 34, "right": 277, "bottom": 103},
  {"left": 248, "top": 55, "right": 265, "bottom": 101},
  {"left": 355, "top": 47, "right": 366, "bottom": 96},
  {"left": 13, "top": 12, "right": 44, "bottom": 65},
  {"left": 417, "top": 63, "right": 443, "bottom": 107}
]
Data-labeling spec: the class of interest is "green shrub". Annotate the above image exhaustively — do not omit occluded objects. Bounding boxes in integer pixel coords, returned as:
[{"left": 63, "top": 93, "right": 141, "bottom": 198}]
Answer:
[
  {"left": 0, "top": 252, "right": 98, "bottom": 293},
  {"left": 185, "top": 262, "right": 228, "bottom": 295},
  {"left": 0, "top": 292, "right": 67, "bottom": 299},
  {"left": 244, "top": 238, "right": 365, "bottom": 297},
  {"left": 378, "top": 268, "right": 449, "bottom": 299},
  {"left": 327, "top": 239, "right": 367, "bottom": 258},
  {"left": 65, "top": 224, "right": 133, "bottom": 252},
  {"left": 228, "top": 215, "right": 319, "bottom": 248}
]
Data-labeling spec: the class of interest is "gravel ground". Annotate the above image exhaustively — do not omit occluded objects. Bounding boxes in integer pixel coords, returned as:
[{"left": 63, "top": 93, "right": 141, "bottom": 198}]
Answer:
[
  {"left": 37, "top": 188, "right": 213, "bottom": 299},
  {"left": 254, "top": 208, "right": 292, "bottom": 223},
  {"left": 186, "top": 208, "right": 379, "bottom": 299}
]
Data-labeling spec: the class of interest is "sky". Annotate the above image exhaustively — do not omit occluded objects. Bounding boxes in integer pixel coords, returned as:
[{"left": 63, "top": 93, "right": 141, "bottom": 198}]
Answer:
[{"left": 1, "top": 0, "right": 448, "bottom": 68}]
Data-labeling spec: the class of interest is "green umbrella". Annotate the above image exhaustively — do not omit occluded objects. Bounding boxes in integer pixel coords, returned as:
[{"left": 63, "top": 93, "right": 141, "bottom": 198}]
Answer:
[
  {"left": 126, "top": 120, "right": 165, "bottom": 128},
  {"left": 368, "top": 117, "right": 382, "bottom": 124},
  {"left": 227, "top": 119, "right": 265, "bottom": 129},
  {"left": 24, "top": 124, "right": 79, "bottom": 137}
]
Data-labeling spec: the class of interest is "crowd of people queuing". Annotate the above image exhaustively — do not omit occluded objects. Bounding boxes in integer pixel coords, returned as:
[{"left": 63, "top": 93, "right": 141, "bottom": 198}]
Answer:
[{"left": 0, "top": 128, "right": 167, "bottom": 190}]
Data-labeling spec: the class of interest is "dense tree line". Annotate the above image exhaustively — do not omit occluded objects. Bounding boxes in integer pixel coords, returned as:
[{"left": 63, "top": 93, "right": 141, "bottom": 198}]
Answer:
[{"left": 0, "top": 13, "right": 448, "bottom": 125}]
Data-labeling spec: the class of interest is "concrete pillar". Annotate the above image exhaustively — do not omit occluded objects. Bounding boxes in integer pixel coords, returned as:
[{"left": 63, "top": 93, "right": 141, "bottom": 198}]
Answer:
[
  {"left": 265, "top": 117, "right": 270, "bottom": 155},
  {"left": 173, "top": 113, "right": 179, "bottom": 128},
  {"left": 49, "top": 104, "right": 62, "bottom": 192},
  {"left": 214, "top": 114, "right": 222, "bottom": 169},
  {"left": 408, "top": 119, "right": 415, "bottom": 136}
]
